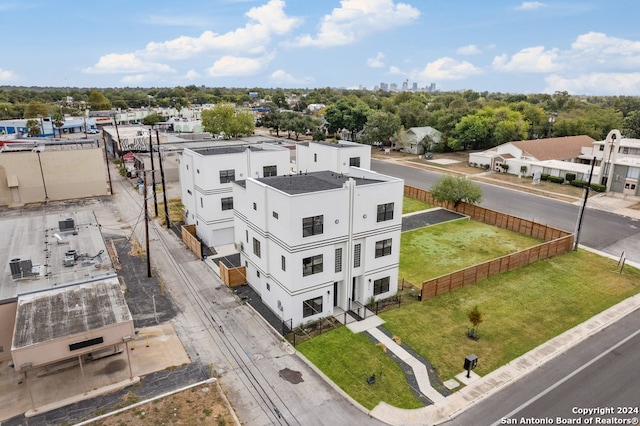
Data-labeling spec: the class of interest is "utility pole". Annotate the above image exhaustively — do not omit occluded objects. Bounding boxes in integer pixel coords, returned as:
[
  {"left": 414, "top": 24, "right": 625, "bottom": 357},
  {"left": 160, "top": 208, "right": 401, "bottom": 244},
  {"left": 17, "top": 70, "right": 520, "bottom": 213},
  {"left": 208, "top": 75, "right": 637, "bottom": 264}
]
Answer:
[
  {"left": 143, "top": 170, "right": 152, "bottom": 277},
  {"left": 148, "top": 131, "right": 158, "bottom": 216},
  {"left": 156, "top": 129, "right": 170, "bottom": 228},
  {"left": 102, "top": 131, "right": 113, "bottom": 195},
  {"left": 574, "top": 157, "right": 597, "bottom": 251}
]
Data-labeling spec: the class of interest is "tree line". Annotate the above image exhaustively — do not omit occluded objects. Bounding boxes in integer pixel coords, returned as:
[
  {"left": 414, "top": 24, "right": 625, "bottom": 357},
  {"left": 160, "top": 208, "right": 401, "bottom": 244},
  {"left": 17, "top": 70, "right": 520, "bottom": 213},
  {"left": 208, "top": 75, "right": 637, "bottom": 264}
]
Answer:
[{"left": 2, "top": 85, "right": 640, "bottom": 149}]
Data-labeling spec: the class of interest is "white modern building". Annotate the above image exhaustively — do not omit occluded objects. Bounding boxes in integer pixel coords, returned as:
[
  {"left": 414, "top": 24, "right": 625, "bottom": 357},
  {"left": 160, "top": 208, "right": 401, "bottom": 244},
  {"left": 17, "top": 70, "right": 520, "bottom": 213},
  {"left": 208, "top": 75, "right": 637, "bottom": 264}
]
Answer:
[
  {"left": 295, "top": 140, "right": 371, "bottom": 174},
  {"left": 232, "top": 167, "right": 404, "bottom": 327},
  {"left": 593, "top": 129, "right": 640, "bottom": 195},
  {"left": 180, "top": 143, "right": 292, "bottom": 248}
]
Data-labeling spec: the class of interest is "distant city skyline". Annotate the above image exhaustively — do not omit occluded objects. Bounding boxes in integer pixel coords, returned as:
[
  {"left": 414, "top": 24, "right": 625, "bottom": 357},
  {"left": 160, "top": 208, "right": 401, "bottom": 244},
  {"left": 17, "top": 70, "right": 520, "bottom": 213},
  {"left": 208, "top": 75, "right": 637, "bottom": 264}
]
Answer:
[{"left": 2, "top": 1, "right": 640, "bottom": 95}]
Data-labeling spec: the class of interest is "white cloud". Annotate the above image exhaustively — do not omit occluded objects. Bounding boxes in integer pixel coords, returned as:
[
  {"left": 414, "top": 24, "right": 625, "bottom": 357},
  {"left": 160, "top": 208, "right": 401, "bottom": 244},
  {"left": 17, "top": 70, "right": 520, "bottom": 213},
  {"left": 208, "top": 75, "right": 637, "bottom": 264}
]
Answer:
[
  {"left": 83, "top": 53, "right": 176, "bottom": 74},
  {"left": 570, "top": 32, "right": 640, "bottom": 68},
  {"left": 269, "top": 69, "right": 313, "bottom": 85},
  {"left": 85, "top": 0, "right": 301, "bottom": 75},
  {"left": 206, "top": 54, "right": 274, "bottom": 77},
  {"left": 292, "top": 0, "right": 420, "bottom": 48},
  {"left": 388, "top": 66, "right": 403, "bottom": 75},
  {"left": 184, "top": 69, "right": 200, "bottom": 80},
  {"left": 367, "top": 52, "right": 385, "bottom": 68},
  {"left": 0, "top": 68, "right": 17, "bottom": 81},
  {"left": 456, "top": 44, "right": 481, "bottom": 56},
  {"left": 120, "top": 74, "right": 148, "bottom": 84},
  {"left": 545, "top": 72, "right": 640, "bottom": 96},
  {"left": 414, "top": 57, "right": 482, "bottom": 81},
  {"left": 515, "top": 2, "right": 545, "bottom": 11},
  {"left": 492, "top": 46, "right": 561, "bottom": 73}
]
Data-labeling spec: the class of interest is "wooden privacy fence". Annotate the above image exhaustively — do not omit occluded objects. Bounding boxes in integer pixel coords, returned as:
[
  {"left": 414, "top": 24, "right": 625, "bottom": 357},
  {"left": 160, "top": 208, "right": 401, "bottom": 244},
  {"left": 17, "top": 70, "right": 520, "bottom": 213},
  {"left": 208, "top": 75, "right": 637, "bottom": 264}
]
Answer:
[
  {"left": 181, "top": 224, "right": 203, "bottom": 260},
  {"left": 219, "top": 263, "right": 247, "bottom": 287},
  {"left": 403, "top": 185, "right": 575, "bottom": 300}
]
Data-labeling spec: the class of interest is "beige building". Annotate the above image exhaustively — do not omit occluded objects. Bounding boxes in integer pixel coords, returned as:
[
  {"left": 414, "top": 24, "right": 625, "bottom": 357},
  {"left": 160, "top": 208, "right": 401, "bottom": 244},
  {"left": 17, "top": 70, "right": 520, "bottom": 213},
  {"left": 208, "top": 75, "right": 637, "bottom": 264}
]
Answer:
[
  {"left": 0, "top": 140, "right": 109, "bottom": 207},
  {"left": 0, "top": 210, "right": 123, "bottom": 364}
]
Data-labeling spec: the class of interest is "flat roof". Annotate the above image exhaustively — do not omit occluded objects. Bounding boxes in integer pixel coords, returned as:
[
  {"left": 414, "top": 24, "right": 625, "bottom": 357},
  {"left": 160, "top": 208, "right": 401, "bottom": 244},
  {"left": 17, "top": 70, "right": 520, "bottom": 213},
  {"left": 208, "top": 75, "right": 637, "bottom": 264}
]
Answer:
[
  {"left": 299, "top": 141, "right": 361, "bottom": 149},
  {"left": 255, "top": 170, "right": 385, "bottom": 195},
  {"left": 192, "top": 144, "right": 275, "bottom": 156},
  {"left": 12, "top": 278, "right": 131, "bottom": 349},
  {"left": 0, "top": 210, "right": 116, "bottom": 304}
]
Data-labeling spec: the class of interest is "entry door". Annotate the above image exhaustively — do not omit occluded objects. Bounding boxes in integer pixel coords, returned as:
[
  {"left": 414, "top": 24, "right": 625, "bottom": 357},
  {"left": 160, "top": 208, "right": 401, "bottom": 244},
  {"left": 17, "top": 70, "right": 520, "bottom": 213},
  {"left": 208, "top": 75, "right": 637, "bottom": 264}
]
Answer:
[
  {"left": 623, "top": 180, "right": 637, "bottom": 195},
  {"left": 352, "top": 277, "right": 357, "bottom": 302},
  {"left": 333, "top": 282, "right": 338, "bottom": 307}
]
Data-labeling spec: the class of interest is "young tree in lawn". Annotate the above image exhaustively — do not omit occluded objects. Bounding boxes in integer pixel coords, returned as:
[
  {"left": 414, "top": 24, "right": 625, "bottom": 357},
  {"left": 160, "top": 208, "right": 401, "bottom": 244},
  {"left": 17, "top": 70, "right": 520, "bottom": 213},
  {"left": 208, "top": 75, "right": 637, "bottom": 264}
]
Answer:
[
  {"left": 467, "top": 305, "right": 483, "bottom": 339},
  {"left": 430, "top": 175, "right": 483, "bottom": 208}
]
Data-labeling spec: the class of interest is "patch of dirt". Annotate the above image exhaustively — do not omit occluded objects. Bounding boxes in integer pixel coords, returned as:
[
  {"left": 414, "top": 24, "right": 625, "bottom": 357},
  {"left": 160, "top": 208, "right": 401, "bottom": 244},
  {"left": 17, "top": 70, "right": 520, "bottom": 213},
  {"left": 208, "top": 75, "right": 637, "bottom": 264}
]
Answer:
[{"left": 89, "top": 383, "right": 238, "bottom": 426}]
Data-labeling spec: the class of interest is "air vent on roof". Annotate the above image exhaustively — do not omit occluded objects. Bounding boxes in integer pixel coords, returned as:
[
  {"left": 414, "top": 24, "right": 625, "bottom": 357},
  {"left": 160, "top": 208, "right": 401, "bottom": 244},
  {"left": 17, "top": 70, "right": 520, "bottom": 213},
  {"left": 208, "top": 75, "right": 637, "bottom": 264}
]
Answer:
[
  {"left": 58, "top": 217, "right": 77, "bottom": 235},
  {"left": 9, "top": 258, "right": 36, "bottom": 279}
]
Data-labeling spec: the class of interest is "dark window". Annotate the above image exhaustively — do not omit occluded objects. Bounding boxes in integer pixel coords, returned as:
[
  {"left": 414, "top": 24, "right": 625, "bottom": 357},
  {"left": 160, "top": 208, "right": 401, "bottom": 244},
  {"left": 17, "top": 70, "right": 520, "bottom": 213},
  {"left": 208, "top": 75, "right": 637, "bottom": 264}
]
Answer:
[
  {"left": 253, "top": 238, "right": 261, "bottom": 258},
  {"left": 377, "top": 202, "right": 394, "bottom": 222},
  {"left": 263, "top": 165, "right": 277, "bottom": 177},
  {"left": 349, "top": 157, "right": 360, "bottom": 167},
  {"left": 599, "top": 145, "right": 605, "bottom": 151},
  {"left": 253, "top": 202, "right": 257, "bottom": 210},
  {"left": 187, "top": 189, "right": 192, "bottom": 195},
  {"left": 354, "top": 244, "right": 361, "bottom": 267},
  {"left": 200, "top": 197, "right": 203, "bottom": 208},
  {"left": 373, "top": 277, "right": 390, "bottom": 295},
  {"left": 266, "top": 283, "right": 270, "bottom": 291},
  {"left": 375, "top": 239, "right": 392, "bottom": 258},
  {"left": 335, "top": 248, "right": 342, "bottom": 272},
  {"left": 197, "top": 169, "right": 200, "bottom": 174},
  {"left": 257, "top": 270, "right": 260, "bottom": 277},
  {"left": 219, "top": 169, "right": 235, "bottom": 184},
  {"left": 273, "top": 211, "right": 279, "bottom": 219},
  {"left": 303, "top": 215, "right": 323, "bottom": 237},
  {"left": 314, "top": 153, "right": 317, "bottom": 162},
  {"left": 303, "top": 296, "right": 323, "bottom": 318},
  {"left": 303, "top": 254, "right": 323, "bottom": 276},
  {"left": 69, "top": 336, "right": 104, "bottom": 351},
  {"left": 221, "top": 197, "right": 234, "bottom": 211},
  {"left": 281, "top": 255, "right": 286, "bottom": 271}
]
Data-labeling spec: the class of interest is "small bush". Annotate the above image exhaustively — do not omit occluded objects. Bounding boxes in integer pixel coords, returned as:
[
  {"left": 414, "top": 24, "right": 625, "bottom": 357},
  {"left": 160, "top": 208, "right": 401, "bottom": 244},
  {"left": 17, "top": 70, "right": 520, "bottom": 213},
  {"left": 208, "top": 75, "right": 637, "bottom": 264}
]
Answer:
[
  {"left": 590, "top": 183, "right": 606, "bottom": 192},
  {"left": 565, "top": 173, "right": 577, "bottom": 182},
  {"left": 548, "top": 176, "right": 565, "bottom": 184},
  {"left": 570, "top": 180, "right": 588, "bottom": 188},
  {"left": 540, "top": 173, "right": 550, "bottom": 181}
]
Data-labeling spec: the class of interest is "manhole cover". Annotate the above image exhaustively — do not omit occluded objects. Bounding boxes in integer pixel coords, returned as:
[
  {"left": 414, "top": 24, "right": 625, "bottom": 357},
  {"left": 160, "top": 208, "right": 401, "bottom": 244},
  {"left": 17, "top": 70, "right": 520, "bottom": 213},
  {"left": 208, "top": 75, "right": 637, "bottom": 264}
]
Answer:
[{"left": 279, "top": 368, "right": 303, "bottom": 384}]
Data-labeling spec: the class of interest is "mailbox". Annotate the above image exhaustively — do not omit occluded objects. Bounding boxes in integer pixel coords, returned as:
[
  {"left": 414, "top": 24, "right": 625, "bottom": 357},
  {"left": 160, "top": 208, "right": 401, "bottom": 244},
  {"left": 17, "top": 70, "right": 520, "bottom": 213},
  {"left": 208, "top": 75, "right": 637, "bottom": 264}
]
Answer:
[{"left": 464, "top": 354, "right": 478, "bottom": 376}]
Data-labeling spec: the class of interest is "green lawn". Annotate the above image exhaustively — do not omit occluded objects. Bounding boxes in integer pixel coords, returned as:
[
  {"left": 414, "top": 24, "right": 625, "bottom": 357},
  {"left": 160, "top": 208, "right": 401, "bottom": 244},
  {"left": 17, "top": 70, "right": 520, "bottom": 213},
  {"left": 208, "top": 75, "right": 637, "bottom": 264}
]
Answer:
[
  {"left": 297, "top": 327, "right": 424, "bottom": 410},
  {"left": 400, "top": 219, "right": 542, "bottom": 283},
  {"left": 403, "top": 196, "right": 433, "bottom": 214},
  {"left": 382, "top": 249, "right": 640, "bottom": 381}
]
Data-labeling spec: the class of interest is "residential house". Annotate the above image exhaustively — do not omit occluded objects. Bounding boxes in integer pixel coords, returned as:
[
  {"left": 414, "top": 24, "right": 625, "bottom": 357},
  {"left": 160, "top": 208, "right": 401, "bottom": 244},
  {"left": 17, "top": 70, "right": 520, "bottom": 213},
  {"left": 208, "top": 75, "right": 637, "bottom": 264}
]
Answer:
[
  {"left": 296, "top": 140, "right": 371, "bottom": 174},
  {"left": 232, "top": 168, "right": 404, "bottom": 327},
  {"left": 397, "top": 126, "right": 442, "bottom": 154},
  {"left": 469, "top": 135, "right": 595, "bottom": 178},
  {"left": 180, "top": 143, "right": 291, "bottom": 248}
]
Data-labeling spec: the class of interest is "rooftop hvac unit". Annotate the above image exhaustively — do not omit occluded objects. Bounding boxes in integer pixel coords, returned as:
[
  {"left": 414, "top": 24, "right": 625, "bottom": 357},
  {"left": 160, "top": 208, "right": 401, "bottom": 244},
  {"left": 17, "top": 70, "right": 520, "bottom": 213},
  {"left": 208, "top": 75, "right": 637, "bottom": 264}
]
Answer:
[
  {"left": 9, "top": 258, "right": 35, "bottom": 279},
  {"left": 59, "top": 217, "right": 76, "bottom": 234}
]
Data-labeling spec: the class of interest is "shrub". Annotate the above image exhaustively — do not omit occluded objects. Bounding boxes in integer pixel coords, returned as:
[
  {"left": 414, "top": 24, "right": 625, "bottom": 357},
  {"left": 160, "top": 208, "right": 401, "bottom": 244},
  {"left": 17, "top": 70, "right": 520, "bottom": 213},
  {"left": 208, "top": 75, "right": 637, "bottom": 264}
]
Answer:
[
  {"left": 520, "top": 165, "right": 528, "bottom": 175},
  {"left": 540, "top": 173, "right": 550, "bottom": 181},
  {"left": 565, "top": 173, "right": 577, "bottom": 182},
  {"left": 570, "top": 180, "right": 588, "bottom": 188},
  {"left": 590, "top": 183, "right": 606, "bottom": 192},
  {"left": 548, "top": 176, "right": 565, "bottom": 184}
]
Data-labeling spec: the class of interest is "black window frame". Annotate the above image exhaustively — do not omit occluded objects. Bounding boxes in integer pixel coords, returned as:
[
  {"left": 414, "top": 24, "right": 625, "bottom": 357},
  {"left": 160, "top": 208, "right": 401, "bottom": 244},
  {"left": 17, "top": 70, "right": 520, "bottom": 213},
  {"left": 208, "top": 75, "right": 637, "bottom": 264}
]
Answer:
[
  {"left": 221, "top": 197, "right": 234, "bottom": 211},
  {"left": 377, "top": 202, "right": 394, "bottom": 222},
  {"left": 253, "top": 237, "right": 261, "bottom": 258},
  {"left": 219, "top": 169, "right": 235, "bottom": 184},
  {"left": 302, "top": 296, "right": 323, "bottom": 318},
  {"left": 373, "top": 277, "right": 390, "bottom": 295},
  {"left": 263, "top": 165, "right": 277, "bottom": 177},
  {"left": 375, "top": 238, "right": 392, "bottom": 258},
  {"left": 349, "top": 157, "right": 360, "bottom": 167},
  {"left": 302, "top": 254, "right": 323, "bottom": 276},
  {"left": 302, "top": 215, "right": 324, "bottom": 237}
]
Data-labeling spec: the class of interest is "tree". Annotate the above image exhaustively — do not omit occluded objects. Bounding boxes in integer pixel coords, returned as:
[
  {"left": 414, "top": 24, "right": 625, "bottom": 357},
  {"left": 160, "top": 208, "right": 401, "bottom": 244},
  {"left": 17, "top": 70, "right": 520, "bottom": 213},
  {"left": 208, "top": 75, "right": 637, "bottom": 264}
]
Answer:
[
  {"left": 201, "top": 103, "right": 254, "bottom": 139},
  {"left": 51, "top": 110, "right": 64, "bottom": 138},
  {"left": 323, "top": 96, "right": 370, "bottom": 140},
  {"left": 467, "top": 306, "right": 483, "bottom": 339},
  {"left": 26, "top": 119, "right": 41, "bottom": 136},
  {"left": 24, "top": 100, "right": 49, "bottom": 118},
  {"left": 430, "top": 175, "right": 483, "bottom": 208},
  {"left": 142, "top": 113, "right": 165, "bottom": 126},
  {"left": 359, "top": 110, "right": 401, "bottom": 145},
  {"left": 623, "top": 110, "right": 640, "bottom": 139},
  {"left": 87, "top": 90, "right": 111, "bottom": 111}
]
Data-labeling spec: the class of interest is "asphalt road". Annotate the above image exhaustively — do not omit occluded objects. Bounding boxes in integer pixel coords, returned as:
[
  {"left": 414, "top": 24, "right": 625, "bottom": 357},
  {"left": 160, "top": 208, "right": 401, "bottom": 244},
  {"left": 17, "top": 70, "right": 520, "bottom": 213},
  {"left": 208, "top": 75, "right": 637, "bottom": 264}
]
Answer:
[
  {"left": 371, "top": 159, "right": 640, "bottom": 263},
  {"left": 441, "top": 308, "right": 640, "bottom": 426}
]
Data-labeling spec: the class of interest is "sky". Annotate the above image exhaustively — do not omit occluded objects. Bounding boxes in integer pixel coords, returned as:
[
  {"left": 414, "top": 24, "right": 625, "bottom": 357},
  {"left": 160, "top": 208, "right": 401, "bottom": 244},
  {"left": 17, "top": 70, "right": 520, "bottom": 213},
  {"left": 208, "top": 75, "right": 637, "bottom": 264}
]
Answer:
[{"left": 2, "top": 0, "right": 640, "bottom": 95}]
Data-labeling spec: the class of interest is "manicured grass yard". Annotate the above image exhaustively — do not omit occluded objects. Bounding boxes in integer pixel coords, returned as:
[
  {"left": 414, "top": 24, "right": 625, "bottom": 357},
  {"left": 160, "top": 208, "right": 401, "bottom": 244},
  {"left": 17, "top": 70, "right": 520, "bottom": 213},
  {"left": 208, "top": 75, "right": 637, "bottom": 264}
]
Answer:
[
  {"left": 403, "top": 196, "right": 433, "bottom": 214},
  {"left": 381, "top": 249, "right": 640, "bottom": 381},
  {"left": 400, "top": 219, "right": 542, "bottom": 283},
  {"left": 297, "top": 327, "right": 424, "bottom": 410}
]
